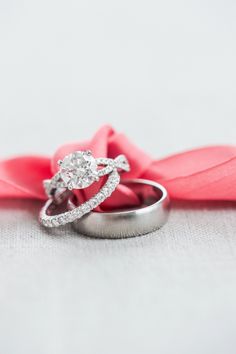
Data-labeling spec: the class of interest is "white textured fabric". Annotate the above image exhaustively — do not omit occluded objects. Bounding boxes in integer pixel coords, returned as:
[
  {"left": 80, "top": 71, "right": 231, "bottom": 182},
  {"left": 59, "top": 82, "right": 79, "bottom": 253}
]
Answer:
[
  {"left": 0, "top": 0, "right": 236, "bottom": 353},
  {"left": 0, "top": 200, "right": 236, "bottom": 354}
]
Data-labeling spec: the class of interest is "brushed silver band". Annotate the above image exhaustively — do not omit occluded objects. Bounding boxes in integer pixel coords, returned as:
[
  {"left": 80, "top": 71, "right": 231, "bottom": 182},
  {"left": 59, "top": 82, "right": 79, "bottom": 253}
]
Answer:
[{"left": 69, "top": 179, "right": 170, "bottom": 238}]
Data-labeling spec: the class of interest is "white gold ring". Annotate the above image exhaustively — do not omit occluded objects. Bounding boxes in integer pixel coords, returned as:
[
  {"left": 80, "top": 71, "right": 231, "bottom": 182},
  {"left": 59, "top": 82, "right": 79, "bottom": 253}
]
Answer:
[
  {"left": 69, "top": 179, "right": 170, "bottom": 238},
  {"left": 39, "top": 150, "right": 130, "bottom": 227}
]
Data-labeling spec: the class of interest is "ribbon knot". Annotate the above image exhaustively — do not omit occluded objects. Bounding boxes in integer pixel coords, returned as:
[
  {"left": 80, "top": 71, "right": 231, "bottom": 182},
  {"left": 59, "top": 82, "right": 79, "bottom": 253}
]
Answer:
[{"left": 0, "top": 125, "right": 235, "bottom": 208}]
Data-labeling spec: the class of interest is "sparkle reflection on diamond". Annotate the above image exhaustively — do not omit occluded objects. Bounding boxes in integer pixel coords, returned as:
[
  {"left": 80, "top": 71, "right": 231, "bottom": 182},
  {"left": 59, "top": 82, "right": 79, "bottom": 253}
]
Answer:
[{"left": 60, "top": 151, "right": 98, "bottom": 189}]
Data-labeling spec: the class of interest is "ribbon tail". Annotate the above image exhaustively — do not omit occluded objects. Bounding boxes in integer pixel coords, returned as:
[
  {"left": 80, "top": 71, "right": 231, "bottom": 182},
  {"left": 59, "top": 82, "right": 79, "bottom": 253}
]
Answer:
[{"left": 0, "top": 156, "right": 52, "bottom": 200}]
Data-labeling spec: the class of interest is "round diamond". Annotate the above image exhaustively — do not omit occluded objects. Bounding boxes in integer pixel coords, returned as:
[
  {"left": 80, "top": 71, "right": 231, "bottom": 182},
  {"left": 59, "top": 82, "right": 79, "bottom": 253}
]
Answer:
[{"left": 60, "top": 151, "right": 98, "bottom": 189}]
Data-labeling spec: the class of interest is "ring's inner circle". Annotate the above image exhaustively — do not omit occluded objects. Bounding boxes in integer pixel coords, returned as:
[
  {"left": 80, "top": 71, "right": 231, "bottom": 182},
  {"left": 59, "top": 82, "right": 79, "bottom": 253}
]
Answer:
[
  {"left": 125, "top": 181, "right": 163, "bottom": 206},
  {"left": 105, "top": 181, "right": 164, "bottom": 211},
  {"left": 46, "top": 191, "right": 72, "bottom": 216}
]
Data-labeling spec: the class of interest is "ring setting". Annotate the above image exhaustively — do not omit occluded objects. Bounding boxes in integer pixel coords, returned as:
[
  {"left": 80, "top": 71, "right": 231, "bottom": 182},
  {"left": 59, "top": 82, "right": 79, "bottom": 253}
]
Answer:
[{"left": 58, "top": 150, "right": 99, "bottom": 190}]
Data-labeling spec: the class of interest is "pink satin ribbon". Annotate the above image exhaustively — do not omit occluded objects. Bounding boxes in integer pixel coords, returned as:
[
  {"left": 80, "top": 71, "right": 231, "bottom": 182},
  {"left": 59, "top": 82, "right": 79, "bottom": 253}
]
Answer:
[{"left": 1, "top": 125, "right": 236, "bottom": 209}]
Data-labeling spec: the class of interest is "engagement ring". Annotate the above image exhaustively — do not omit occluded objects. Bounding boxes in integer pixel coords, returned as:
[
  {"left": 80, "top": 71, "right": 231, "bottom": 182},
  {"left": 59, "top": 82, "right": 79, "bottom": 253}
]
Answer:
[{"left": 39, "top": 150, "right": 130, "bottom": 227}]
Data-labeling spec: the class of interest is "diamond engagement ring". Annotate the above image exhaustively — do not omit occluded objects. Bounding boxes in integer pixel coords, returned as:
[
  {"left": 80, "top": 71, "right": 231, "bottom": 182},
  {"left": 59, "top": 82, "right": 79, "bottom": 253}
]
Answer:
[{"left": 39, "top": 150, "right": 130, "bottom": 227}]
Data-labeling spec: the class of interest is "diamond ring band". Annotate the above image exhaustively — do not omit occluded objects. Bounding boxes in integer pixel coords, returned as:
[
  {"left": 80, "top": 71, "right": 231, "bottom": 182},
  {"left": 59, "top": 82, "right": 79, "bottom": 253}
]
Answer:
[{"left": 39, "top": 150, "right": 130, "bottom": 228}]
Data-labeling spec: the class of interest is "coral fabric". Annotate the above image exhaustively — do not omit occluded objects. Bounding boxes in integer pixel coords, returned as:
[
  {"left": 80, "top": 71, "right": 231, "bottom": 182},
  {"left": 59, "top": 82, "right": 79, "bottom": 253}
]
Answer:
[{"left": 0, "top": 125, "right": 236, "bottom": 208}]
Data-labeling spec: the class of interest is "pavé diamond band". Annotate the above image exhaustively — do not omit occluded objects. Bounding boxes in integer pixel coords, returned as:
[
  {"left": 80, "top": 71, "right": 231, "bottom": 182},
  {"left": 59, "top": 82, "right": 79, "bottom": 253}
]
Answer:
[{"left": 39, "top": 150, "right": 130, "bottom": 228}]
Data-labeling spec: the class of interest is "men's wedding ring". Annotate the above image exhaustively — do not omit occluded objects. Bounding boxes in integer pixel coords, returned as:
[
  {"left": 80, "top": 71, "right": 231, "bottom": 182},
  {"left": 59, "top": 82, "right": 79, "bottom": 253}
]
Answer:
[{"left": 70, "top": 179, "right": 170, "bottom": 238}]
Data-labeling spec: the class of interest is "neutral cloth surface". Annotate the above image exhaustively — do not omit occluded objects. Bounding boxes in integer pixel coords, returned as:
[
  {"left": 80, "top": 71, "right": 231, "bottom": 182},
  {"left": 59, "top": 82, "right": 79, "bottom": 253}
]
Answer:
[
  {"left": 0, "top": 1, "right": 236, "bottom": 353},
  {"left": 0, "top": 200, "right": 236, "bottom": 354}
]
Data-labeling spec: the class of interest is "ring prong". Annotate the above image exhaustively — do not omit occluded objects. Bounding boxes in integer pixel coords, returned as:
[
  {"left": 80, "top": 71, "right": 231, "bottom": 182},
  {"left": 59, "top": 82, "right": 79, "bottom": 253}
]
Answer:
[{"left": 68, "top": 183, "right": 73, "bottom": 191}]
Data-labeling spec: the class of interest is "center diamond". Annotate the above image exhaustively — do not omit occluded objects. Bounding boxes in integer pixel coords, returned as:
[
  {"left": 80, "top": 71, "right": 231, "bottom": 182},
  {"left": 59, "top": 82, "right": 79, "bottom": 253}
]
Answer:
[{"left": 59, "top": 151, "right": 98, "bottom": 189}]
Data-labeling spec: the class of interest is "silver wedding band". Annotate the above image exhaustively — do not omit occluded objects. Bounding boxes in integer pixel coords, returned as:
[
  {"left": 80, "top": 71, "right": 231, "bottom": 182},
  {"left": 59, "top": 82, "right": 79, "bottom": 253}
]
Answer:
[{"left": 69, "top": 179, "right": 170, "bottom": 238}]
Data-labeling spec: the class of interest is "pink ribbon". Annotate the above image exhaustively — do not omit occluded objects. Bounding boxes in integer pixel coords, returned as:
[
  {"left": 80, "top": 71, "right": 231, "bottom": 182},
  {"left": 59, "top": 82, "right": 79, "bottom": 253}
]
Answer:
[{"left": 1, "top": 125, "right": 236, "bottom": 209}]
